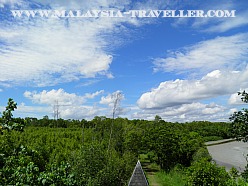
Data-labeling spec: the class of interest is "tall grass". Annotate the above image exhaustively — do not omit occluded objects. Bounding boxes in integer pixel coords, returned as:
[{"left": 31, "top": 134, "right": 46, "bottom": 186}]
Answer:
[{"left": 155, "top": 169, "right": 187, "bottom": 186}]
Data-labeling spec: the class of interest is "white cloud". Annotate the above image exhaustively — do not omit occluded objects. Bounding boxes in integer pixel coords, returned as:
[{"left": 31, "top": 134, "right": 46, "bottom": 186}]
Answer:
[
  {"left": 132, "top": 102, "right": 227, "bottom": 122},
  {"left": 153, "top": 33, "right": 248, "bottom": 74},
  {"left": 229, "top": 108, "right": 238, "bottom": 115},
  {"left": 202, "top": 104, "right": 224, "bottom": 115},
  {"left": 99, "top": 90, "right": 126, "bottom": 116},
  {"left": 16, "top": 103, "right": 51, "bottom": 118},
  {"left": 60, "top": 105, "right": 100, "bottom": 120},
  {"left": 24, "top": 88, "right": 85, "bottom": 105},
  {"left": 0, "top": 18, "right": 115, "bottom": 86},
  {"left": 228, "top": 90, "right": 248, "bottom": 105},
  {"left": 204, "top": 11, "right": 248, "bottom": 33},
  {"left": 137, "top": 69, "right": 248, "bottom": 109},
  {"left": 0, "top": 1, "right": 141, "bottom": 87},
  {"left": 84, "top": 90, "right": 104, "bottom": 99},
  {"left": 100, "top": 90, "right": 124, "bottom": 107},
  {"left": 32, "top": 0, "right": 131, "bottom": 9},
  {"left": 0, "top": 0, "right": 25, "bottom": 8},
  {"left": 14, "top": 101, "right": 101, "bottom": 120},
  {"left": 172, "top": 2, "right": 248, "bottom": 33},
  {"left": 78, "top": 79, "right": 101, "bottom": 87},
  {"left": 23, "top": 89, "right": 124, "bottom": 119},
  {"left": 24, "top": 88, "right": 104, "bottom": 106}
]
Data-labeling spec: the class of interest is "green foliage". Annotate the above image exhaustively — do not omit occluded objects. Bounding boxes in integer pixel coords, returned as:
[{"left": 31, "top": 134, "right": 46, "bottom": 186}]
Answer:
[
  {"left": 192, "top": 147, "right": 212, "bottom": 162},
  {"left": 225, "top": 167, "right": 248, "bottom": 186},
  {"left": 147, "top": 151, "right": 157, "bottom": 163},
  {"left": 38, "top": 162, "right": 76, "bottom": 186},
  {"left": 0, "top": 116, "right": 137, "bottom": 185},
  {"left": 202, "top": 135, "right": 223, "bottom": 142},
  {"left": 124, "top": 123, "right": 145, "bottom": 156},
  {"left": 242, "top": 164, "right": 248, "bottom": 182},
  {"left": 230, "top": 109, "right": 248, "bottom": 142},
  {"left": 0, "top": 98, "right": 25, "bottom": 132},
  {"left": 229, "top": 167, "right": 239, "bottom": 179},
  {"left": 68, "top": 142, "right": 136, "bottom": 186},
  {"left": 230, "top": 90, "right": 248, "bottom": 142},
  {"left": 0, "top": 143, "right": 40, "bottom": 185},
  {"left": 146, "top": 121, "right": 203, "bottom": 170},
  {"left": 225, "top": 178, "right": 248, "bottom": 186},
  {"left": 186, "top": 158, "right": 230, "bottom": 186},
  {"left": 155, "top": 168, "right": 187, "bottom": 186},
  {"left": 185, "top": 121, "right": 232, "bottom": 141},
  {"left": 238, "top": 91, "right": 248, "bottom": 103},
  {"left": 229, "top": 91, "right": 248, "bottom": 186}
]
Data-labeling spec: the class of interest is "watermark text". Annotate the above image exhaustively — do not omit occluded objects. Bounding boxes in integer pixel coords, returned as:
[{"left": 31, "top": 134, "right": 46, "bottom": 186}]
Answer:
[{"left": 10, "top": 9, "right": 236, "bottom": 18}]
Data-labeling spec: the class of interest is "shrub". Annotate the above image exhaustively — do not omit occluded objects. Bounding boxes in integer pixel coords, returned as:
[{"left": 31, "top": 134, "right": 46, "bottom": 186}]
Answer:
[
  {"left": 186, "top": 158, "right": 230, "bottom": 186},
  {"left": 192, "top": 147, "right": 212, "bottom": 162}
]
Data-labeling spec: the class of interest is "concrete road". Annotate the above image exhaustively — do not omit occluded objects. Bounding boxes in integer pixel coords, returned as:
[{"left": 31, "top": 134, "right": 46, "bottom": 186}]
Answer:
[{"left": 206, "top": 140, "right": 248, "bottom": 172}]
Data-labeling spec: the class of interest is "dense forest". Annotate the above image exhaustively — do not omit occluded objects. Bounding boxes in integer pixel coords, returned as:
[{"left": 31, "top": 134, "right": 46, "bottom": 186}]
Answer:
[{"left": 1, "top": 97, "right": 248, "bottom": 185}]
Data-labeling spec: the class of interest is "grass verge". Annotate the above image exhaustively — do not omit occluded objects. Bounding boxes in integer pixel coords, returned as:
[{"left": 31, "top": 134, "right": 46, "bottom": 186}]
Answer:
[{"left": 154, "top": 169, "right": 187, "bottom": 186}]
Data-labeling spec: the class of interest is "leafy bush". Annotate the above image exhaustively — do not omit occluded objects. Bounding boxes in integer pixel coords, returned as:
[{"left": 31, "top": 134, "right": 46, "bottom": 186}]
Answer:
[
  {"left": 186, "top": 158, "right": 230, "bottom": 186},
  {"left": 69, "top": 143, "right": 136, "bottom": 186},
  {"left": 192, "top": 147, "right": 212, "bottom": 162},
  {"left": 38, "top": 161, "right": 76, "bottom": 186}
]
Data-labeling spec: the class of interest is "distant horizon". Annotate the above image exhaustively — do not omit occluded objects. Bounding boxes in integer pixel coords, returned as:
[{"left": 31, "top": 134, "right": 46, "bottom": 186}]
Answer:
[{"left": 8, "top": 112, "right": 232, "bottom": 123}]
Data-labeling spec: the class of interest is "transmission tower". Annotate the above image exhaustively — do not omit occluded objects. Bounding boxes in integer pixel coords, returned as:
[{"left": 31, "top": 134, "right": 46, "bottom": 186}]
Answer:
[{"left": 53, "top": 100, "right": 60, "bottom": 120}]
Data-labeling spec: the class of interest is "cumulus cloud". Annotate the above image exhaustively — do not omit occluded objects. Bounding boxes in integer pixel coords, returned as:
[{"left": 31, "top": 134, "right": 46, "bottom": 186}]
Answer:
[
  {"left": 153, "top": 33, "right": 248, "bottom": 74},
  {"left": 24, "top": 89, "right": 85, "bottom": 105},
  {"left": 23, "top": 88, "right": 124, "bottom": 119},
  {"left": 137, "top": 69, "right": 248, "bottom": 109},
  {"left": 15, "top": 102, "right": 101, "bottom": 120},
  {"left": 60, "top": 105, "right": 100, "bottom": 120},
  {"left": 132, "top": 102, "right": 227, "bottom": 122},
  {"left": 24, "top": 88, "right": 104, "bottom": 106}
]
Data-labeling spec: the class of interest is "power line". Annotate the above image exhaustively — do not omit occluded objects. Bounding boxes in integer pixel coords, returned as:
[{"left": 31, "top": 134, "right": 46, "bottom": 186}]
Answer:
[{"left": 52, "top": 100, "right": 72, "bottom": 120}]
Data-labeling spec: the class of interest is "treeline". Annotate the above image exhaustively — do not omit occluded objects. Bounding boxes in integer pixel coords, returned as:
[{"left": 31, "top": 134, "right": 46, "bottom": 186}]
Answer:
[{"left": 7, "top": 115, "right": 232, "bottom": 142}]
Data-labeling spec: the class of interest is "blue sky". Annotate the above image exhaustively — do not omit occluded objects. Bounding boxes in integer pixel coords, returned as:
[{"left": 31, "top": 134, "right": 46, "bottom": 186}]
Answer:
[{"left": 0, "top": 0, "right": 248, "bottom": 122}]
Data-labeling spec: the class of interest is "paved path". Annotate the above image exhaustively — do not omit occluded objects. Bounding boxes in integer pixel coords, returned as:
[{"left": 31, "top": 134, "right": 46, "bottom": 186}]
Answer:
[
  {"left": 206, "top": 140, "right": 248, "bottom": 172},
  {"left": 147, "top": 172, "right": 160, "bottom": 186}
]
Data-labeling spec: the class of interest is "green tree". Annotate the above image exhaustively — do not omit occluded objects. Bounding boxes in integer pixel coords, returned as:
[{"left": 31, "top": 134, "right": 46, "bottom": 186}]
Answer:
[
  {"left": 154, "top": 115, "right": 162, "bottom": 122},
  {"left": 230, "top": 91, "right": 248, "bottom": 142},
  {"left": 230, "top": 91, "right": 248, "bottom": 182},
  {"left": 0, "top": 98, "right": 25, "bottom": 132},
  {"left": 146, "top": 122, "right": 203, "bottom": 170}
]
